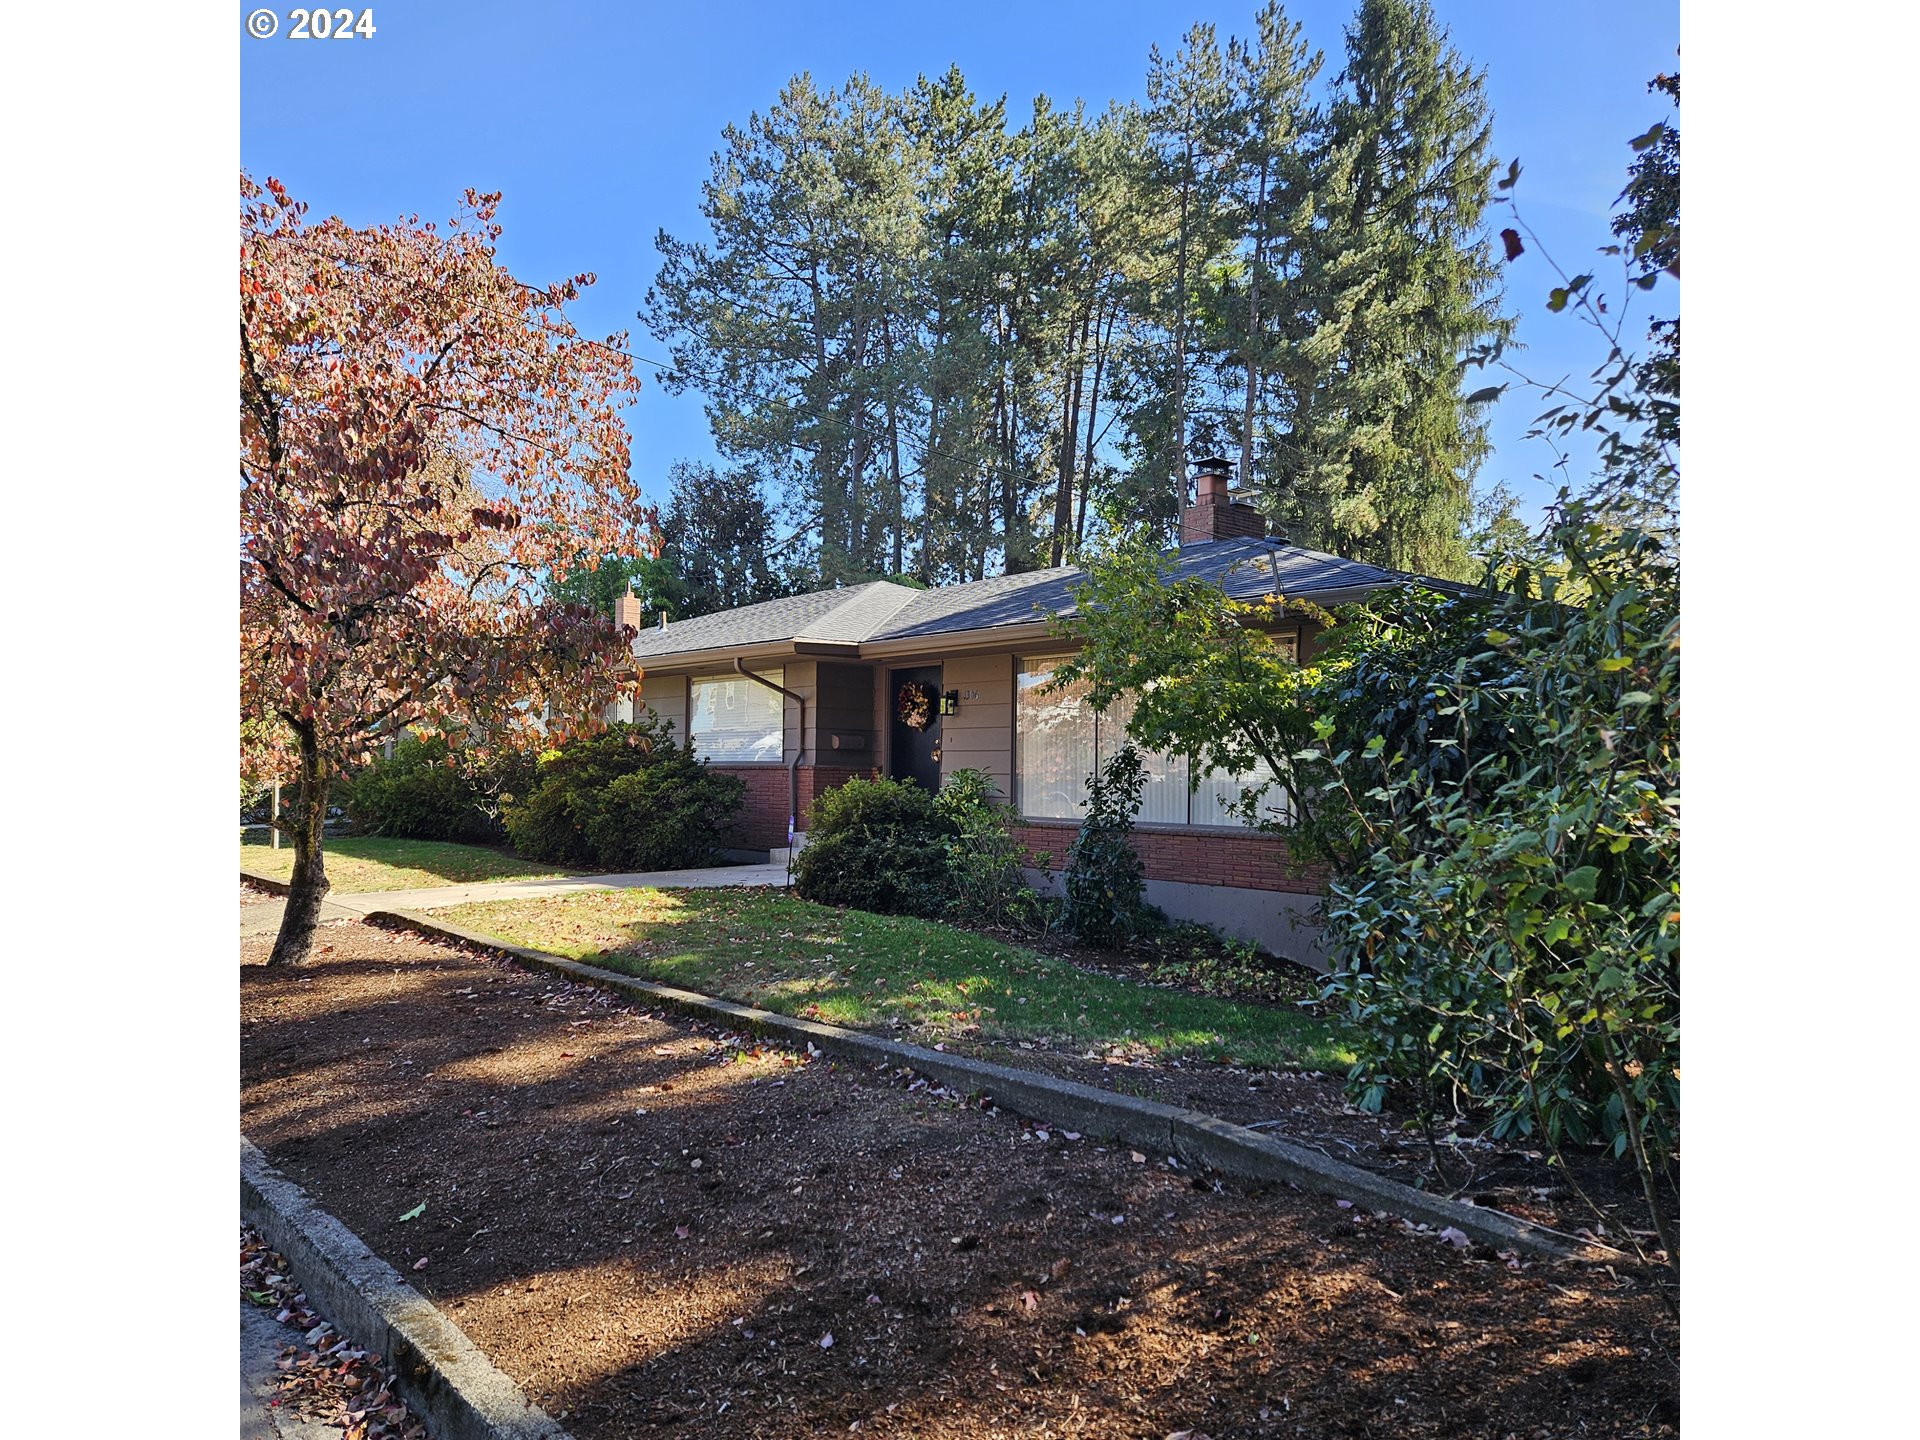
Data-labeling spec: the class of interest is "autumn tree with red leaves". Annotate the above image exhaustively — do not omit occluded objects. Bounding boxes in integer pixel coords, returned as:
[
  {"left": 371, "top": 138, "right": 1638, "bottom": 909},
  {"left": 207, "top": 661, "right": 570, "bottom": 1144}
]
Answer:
[{"left": 241, "top": 175, "right": 652, "bottom": 965}]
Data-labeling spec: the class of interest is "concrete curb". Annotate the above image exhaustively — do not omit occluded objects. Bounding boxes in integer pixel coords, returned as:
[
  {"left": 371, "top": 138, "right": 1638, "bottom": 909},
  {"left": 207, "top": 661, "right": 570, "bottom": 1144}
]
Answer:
[
  {"left": 368, "top": 907, "right": 1624, "bottom": 1265},
  {"left": 241, "top": 1137, "right": 570, "bottom": 1440},
  {"left": 241, "top": 867, "right": 293, "bottom": 896}
]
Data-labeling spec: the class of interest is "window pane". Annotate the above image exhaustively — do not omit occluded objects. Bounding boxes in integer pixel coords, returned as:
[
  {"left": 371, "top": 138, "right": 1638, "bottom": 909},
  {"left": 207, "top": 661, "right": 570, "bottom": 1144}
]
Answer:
[
  {"left": 1193, "top": 756, "right": 1291, "bottom": 828},
  {"left": 1098, "top": 692, "right": 1190, "bottom": 825},
  {"left": 1016, "top": 659, "right": 1091, "bottom": 818},
  {"left": 690, "top": 670, "right": 785, "bottom": 761}
]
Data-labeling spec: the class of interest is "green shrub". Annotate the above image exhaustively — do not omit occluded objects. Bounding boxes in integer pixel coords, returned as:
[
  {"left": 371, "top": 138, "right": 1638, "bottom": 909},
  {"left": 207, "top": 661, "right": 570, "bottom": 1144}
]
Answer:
[
  {"left": 504, "top": 716, "right": 743, "bottom": 869},
  {"left": 935, "top": 768, "right": 1047, "bottom": 931},
  {"left": 341, "top": 734, "right": 506, "bottom": 844},
  {"left": 1309, "top": 502, "right": 1679, "bottom": 1192},
  {"left": 584, "top": 755, "right": 744, "bottom": 871},
  {"left": 792, "top": 777, "right": 956, "bottom": 917},
  {"left": 1060, "top": 744, "right": 1159, "bottom": 949}
]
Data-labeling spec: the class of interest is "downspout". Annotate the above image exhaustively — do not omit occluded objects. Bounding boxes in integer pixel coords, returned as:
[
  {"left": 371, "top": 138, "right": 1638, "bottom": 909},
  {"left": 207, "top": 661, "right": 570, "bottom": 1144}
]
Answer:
[{"left": 734, "top": 658, "right": 806, "bottom": 859}]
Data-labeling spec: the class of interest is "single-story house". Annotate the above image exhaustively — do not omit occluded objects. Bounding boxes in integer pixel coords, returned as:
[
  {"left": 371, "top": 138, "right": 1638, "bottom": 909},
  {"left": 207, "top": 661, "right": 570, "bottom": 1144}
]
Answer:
[{"left": 611, "top": 458, "right": 1449, "bottom": 967}]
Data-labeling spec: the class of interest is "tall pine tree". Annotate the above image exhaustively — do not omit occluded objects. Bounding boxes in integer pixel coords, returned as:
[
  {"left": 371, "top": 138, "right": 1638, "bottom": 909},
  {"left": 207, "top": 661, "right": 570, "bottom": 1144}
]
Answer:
[{"left": 1271, "top": 0, "right": 1508, "bottom": 577}]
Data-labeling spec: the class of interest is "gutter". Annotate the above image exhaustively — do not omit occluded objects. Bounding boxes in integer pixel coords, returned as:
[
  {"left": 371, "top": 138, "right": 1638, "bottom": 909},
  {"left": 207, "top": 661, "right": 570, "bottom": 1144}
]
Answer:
[{"left": 734, "top": 657, "right": 806, "bottom": 849}]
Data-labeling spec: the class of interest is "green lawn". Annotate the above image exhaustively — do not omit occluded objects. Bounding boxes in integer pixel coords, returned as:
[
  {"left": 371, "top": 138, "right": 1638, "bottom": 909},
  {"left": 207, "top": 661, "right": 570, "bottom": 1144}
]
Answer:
[
  {"left": 437, "top": 887, "right": 1353, "bottom": 1072},
  {"left": 241, "top": 837, "right": 574, "bottom": 893}
]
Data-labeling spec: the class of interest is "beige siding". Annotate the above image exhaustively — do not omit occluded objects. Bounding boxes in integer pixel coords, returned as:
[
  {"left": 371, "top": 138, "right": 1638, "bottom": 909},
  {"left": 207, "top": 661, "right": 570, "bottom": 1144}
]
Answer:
[
  {"left": 780, "top": 659, "right": 813, "bottom": 764},
  {"left": 940, "top": 652, "right": 1015, "bottom": 799}
]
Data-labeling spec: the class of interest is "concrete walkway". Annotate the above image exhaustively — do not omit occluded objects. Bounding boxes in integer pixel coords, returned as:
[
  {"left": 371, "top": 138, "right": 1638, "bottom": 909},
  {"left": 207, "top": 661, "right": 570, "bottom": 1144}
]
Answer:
[{"left": 243, "top": 861, "right": 789, "bottom": 938}]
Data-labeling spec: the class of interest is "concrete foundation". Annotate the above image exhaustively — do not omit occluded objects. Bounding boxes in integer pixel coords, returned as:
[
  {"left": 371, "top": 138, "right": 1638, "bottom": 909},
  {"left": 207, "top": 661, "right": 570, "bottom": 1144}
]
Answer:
[{"left": 1025, "top": 869, "right": 1328, "bottom": 971}]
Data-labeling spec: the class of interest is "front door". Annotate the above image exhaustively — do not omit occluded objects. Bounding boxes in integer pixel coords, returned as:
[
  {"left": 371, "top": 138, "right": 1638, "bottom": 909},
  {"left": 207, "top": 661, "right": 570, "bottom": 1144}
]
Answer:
[{"left": 888, "top": 665, "right": 944, "bottom": 794}]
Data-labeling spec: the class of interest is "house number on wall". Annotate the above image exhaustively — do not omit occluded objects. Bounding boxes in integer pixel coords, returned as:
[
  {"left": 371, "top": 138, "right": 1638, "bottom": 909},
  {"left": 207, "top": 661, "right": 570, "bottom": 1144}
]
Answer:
[{"left": 961, "top": 689, "right": 979, "bottom": 701}]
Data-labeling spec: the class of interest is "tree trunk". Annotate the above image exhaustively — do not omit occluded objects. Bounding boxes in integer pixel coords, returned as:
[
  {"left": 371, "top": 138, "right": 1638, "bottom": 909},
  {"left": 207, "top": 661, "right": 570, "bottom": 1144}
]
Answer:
[
  {"left": 1172, "top": 133, "right": 1193, "bottom": 497},
  {"left": 887, "top": 395, "right": 904, "bottom": 576},
  {"left": 1241, "top": 156, "right": 1270, "bottom": 489},
  {"left": 267, "top": 723, "right": 331, "bottom": 967},
  {"left": 1076, "top": 295, "right": 1113, "bottom": 547},
  {"left": 1050, "top": 302, "right": 1092, "bottom": 567}
]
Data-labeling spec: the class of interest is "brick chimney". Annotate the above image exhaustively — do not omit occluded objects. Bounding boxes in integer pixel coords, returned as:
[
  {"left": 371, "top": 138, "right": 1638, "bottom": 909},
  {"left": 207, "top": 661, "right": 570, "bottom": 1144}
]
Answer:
[
  {"left": 613, "top": 584, "right": 643, "bottom": 633},
  {"left": 1180, "top": 456, "right": 1267, "bottom": 544}
]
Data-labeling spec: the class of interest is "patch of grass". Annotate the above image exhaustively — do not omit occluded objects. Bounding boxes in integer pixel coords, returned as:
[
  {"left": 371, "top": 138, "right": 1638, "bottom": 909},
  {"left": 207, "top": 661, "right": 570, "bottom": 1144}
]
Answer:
[
  {"left": 438, "top": 887, "right": 1353, "bottom": 1073},
  {"left": 240, "top": 838, "right": 575, "bottom": 893}
]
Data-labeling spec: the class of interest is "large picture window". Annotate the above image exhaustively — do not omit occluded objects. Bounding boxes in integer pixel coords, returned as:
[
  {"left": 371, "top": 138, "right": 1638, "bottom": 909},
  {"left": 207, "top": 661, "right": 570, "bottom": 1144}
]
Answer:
[
  {"left": 689, "top": 670, "right": 785, "bottom": 762},
  {"left": 1015, "top": 649, "right": 1294, "bottom": 829}
]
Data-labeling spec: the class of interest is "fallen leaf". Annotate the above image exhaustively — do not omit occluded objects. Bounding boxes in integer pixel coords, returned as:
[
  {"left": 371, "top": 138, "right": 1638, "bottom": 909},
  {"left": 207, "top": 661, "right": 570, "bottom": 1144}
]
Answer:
[
  {"left": 1438, "top": 1226, "right": 1471, "bottom": 1249},
  {"left": 397, "top": 1202, "right": 426, "bottom": 1223}
]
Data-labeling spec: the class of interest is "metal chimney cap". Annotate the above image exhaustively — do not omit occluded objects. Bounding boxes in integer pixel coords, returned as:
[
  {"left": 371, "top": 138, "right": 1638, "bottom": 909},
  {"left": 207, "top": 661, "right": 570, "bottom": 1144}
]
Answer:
[{"left": 1192, "top": 455, "right": 1234, "bottom": 476}]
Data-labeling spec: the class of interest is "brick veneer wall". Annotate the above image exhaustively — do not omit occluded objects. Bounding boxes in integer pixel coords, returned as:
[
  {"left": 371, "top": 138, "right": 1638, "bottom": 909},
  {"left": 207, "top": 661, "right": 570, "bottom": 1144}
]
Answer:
[
  {"left": 708, "top": 766, "right": 791, "bottom": 850},
  {"left": 709, "top": 763, "right": 879, "bottom": 850},
  {"left": 1011, "top": 820, "right": 1329, "bottom": 896}
]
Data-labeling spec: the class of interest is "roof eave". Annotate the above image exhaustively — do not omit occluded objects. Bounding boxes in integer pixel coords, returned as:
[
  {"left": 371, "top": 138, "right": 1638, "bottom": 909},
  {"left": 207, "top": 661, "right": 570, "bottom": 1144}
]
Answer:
[
  {"left": 631, "top": 640, "right": 801, "bottom": 674},
  {"left": 856, "top": 618, "right": 1062, "bottom": 659}
]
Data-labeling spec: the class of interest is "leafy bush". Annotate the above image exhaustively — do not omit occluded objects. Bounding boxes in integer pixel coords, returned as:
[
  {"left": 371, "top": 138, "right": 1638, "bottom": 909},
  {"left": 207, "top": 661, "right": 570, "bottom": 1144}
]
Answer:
[
  {"left": 584, "top": 755, "right": 744, "bottom": 871},
  {"left": 504, "top": 715, "right": 743, "bottom": 869},
  {"left": 934, "top": 768, "right": 1048, "bottom": 931},
  {"left": 340, "top": 734, "right": 508, "bottom": 843},
  {"left": 1307, "top": 501, "right": 1678, "bottom": 1201},
  {"left": 792, "top": 777, "right": 956, "bottom": 917},
  {"left": 1060, "top": 744, "right": 1159, "bottom": 949}
]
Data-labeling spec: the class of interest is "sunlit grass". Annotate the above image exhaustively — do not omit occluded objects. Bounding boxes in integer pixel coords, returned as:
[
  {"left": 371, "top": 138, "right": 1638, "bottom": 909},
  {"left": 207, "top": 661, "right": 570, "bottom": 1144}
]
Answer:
[
  {"left": 438, "top": 887, "right": 1353, "bottom": 1072},
  {"left": 240, "top": 837, "right": 574, "bottom": 892}
]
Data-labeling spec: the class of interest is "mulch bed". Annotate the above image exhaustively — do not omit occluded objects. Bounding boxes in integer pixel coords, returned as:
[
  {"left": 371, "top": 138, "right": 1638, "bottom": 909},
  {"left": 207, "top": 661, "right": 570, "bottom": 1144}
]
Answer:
[{"left": 242, "top": 920, "right": 1676, "bottom": 1438}]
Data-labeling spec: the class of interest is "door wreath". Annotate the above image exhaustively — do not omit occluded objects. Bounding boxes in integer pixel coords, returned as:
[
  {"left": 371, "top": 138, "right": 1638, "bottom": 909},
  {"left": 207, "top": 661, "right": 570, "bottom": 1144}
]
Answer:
[{"left": 895, "top": 681, "right": 935, "bottom": 731}]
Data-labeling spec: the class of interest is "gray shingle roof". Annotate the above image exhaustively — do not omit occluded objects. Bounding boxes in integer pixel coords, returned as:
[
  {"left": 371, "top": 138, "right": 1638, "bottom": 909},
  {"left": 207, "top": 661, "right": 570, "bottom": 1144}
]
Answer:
[
  {"left": 866, "top": 537, "right": 1409, "bottom": 642},
  {"left": 629, "top": 538, "right": 1429, "bottom": 662},
  {"left": 628, "top": 580, "right": 920, "bottom": 658}
]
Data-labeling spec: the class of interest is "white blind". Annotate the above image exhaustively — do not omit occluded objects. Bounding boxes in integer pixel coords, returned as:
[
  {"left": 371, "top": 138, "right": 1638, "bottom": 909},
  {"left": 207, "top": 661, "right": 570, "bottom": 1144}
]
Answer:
[
  {"left": 1015, "top": 660, "right": 1092, "bottom": 818},
  {"left": 690, "top": 671, "right": 785, "bottom": 761},
  {"left": 1099, "top": 691, "right": 1191, "bottom": 824},
  {"left": 1193, "top": 755, "right": 1291, "bottom": 828}
]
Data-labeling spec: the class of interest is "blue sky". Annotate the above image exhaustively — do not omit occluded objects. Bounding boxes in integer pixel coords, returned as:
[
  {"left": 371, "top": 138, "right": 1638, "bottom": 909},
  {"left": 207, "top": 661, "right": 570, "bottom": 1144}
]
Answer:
[{"left": 241, "top": 0, "right": 1678, "bottom": 531}]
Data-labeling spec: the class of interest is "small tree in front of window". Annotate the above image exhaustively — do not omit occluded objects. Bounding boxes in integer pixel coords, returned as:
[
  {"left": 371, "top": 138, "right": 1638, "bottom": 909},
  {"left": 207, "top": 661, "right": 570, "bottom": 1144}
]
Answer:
[{"left": 1060, "top": 744, "right": 1158, "bottom": 949}]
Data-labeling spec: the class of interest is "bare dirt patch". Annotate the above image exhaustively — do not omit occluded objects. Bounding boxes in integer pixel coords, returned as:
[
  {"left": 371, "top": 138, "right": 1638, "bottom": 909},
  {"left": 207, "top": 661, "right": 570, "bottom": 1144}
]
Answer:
[{"left": 242, "top": 921, "right": 1676, "bottom": 1438}]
